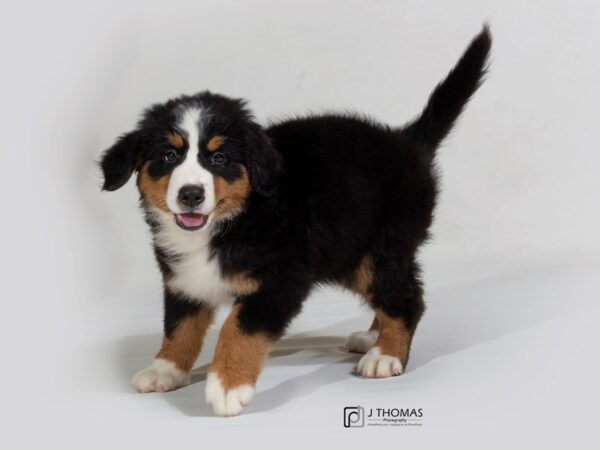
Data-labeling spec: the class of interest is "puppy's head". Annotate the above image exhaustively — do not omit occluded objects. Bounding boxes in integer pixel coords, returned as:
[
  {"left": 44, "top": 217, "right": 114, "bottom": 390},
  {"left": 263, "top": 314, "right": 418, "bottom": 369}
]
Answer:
[{"left": 100, "top": 92, "right": 282, "bottom": 232}]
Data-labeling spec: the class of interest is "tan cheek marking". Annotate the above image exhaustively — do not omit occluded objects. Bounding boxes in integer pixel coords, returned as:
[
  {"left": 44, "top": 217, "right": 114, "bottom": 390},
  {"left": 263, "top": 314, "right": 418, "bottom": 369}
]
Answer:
[
  {"left": 341, "top": 256, "right": 374, "bottom": 302},
  {"left": 137, "top": 162, "right": 170, "bottom": 212},
  {"left": 225, "top": 272, "right": 261, "bottom": 296},
  {"left": 168, "top": 132, "right": 184, "bottom": 149},
  {"left": 156, "top": 308, "right": 215, "bottom": 373},
  {"left": 206, "top": 135, "right": 225, "bottom": 151},
  {"left": 214, "top": 166, "right": 251, "bottom": 218},
  {"left": 210, "top": 304, "right": 271, "bottom": 389}
]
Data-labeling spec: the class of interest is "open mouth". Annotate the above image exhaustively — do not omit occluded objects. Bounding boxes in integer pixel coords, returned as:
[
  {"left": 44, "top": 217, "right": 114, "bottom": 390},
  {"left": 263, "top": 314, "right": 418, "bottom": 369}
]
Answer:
[{"left": 175, "top": 212, "right": 208, "bottom": 231}]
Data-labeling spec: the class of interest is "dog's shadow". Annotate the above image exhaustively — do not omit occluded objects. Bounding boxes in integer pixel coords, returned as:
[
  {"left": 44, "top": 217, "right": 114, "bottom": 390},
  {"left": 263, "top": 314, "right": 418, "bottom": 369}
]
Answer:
[
  {"left": 117, "top": 329, "right": 361, "bottom": 417},
  {"left": 113, "top": 262, "right": 577, "bottom": 416},
  {"left": 182, "top": 335, "right": 358, "bottom": 417}
]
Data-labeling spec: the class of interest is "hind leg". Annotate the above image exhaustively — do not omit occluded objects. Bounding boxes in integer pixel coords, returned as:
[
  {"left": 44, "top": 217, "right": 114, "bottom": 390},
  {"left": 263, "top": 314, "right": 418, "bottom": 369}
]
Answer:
[
  {"left": 343, "top": 315, "right": 379, "bottom": 354},
  {"left": 357, "top": 309, "right": 414, "bottom": 377},
  {"left": 356, "top": 259, "right": 425, "bottom": 378}
]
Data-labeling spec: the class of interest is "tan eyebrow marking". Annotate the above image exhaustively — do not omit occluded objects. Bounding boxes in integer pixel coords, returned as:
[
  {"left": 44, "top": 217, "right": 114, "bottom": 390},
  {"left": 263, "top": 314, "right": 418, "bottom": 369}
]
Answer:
[
  {"left": 207, "top": 135, "right": 226, "bottom": 152},
  {"left": 168, "top": 132, "right": 184, "bottom": 149}
]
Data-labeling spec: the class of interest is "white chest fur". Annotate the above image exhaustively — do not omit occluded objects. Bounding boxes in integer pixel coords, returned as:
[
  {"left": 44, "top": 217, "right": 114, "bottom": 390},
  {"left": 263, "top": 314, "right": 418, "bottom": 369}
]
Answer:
[{"left": 152, "top": 210, "right": 234, "bottom": 308}]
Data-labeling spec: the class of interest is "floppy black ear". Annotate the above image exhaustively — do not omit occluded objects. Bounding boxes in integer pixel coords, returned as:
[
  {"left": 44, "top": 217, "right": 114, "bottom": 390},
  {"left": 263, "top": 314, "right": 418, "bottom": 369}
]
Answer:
[
  {"left": 245, "top": 123, "right": 283, "bottom": 196},
  {"left": 100, "top": 130, "right": 143, "bottom": 191}
]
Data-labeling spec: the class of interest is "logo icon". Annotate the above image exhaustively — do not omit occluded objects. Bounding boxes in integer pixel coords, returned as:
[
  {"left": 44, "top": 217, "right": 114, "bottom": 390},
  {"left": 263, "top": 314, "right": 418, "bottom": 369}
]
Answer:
[{"left": 343, "top": 406, "right": 365, "bottom": 427}]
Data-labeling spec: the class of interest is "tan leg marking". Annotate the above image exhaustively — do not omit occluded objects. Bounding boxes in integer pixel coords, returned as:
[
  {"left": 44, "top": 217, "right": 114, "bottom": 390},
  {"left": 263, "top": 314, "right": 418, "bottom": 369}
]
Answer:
[
  {"left": 156, "top": 308, "right": 215, "bottom": 373},
  {"left": 374, "top": 309, "right": 411, "bottom": 367},
  {"left": 225, "top": 272, "right": 261, "bottom": 296},
  {"left": 341, "top": 257, "right": 379, "bottom": 354},
  {"left": 209, "top": 304, "right": 271, "bottom": 389},
  {"left": 137, "top": 162, "right": 170, "bottom": 212},
  {"left": 206, "top": 305, "right": 272, "bottom": 415},
  {"left": 341, "top": 255, "right": 374, "bottom": 300},
  {"left": 213, "top": 166, "right": 251, "bottom": 219}
]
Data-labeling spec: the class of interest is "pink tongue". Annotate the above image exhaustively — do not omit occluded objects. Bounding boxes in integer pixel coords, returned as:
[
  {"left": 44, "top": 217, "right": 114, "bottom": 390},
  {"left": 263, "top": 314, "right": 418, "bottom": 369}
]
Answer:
[{"left": 177, "top": 213, "right": 206, "bottom": 228}]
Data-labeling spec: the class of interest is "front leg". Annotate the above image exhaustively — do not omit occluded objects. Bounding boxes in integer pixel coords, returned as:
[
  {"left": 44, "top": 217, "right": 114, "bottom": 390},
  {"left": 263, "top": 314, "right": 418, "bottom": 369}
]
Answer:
[
  {"left": 204, "top": 304, "right": 269, "bottom": 416},
  {"left": 132, "top": 288, "right": 215, "bottom": 393},
  {"left": 206, "top": 280, "right": 308, "bottom": 416}
]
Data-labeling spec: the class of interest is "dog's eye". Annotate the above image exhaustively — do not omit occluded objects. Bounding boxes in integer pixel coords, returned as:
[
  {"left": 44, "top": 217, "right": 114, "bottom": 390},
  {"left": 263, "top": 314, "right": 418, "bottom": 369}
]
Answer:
[
  {"left": 163, "top": 150, "right": 178, "bottom": 163},
  {"left": 211, "top": 152, "right": 227, "bottom": 166}
]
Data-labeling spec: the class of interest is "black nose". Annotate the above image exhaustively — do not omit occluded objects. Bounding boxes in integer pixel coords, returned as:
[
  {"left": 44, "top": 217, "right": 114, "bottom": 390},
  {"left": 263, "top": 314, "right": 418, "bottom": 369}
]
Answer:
[{"left": 178, "top": 184, "right": 205, "bottom": 208}]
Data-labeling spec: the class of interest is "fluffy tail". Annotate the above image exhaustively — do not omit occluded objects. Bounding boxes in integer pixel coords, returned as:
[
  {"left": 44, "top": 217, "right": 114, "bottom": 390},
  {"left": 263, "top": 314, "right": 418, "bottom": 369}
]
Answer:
[{"left": 404, "top": 26, "right": 492, "bottom": 157}]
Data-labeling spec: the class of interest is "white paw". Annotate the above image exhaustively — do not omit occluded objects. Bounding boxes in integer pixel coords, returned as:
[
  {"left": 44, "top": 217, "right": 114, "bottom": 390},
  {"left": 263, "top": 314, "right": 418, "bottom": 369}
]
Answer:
[
  {"left": 357, "top": 346, "right": 403, "bottom": 378},
  {"left": 343, "top": 329, "right": 379, "bottom": 353},
  {"left": 205, "top": 372, "right": 255, "bottom": 417},
  {"left": 131, "top": 358, "right": 190, "bottom": 393}
]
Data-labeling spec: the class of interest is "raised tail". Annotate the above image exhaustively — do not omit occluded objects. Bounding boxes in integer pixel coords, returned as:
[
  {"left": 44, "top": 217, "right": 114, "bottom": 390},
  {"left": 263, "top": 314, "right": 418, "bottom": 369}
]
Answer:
[{"left": 403, "top": 26, "right": 491, "bottom": 156}]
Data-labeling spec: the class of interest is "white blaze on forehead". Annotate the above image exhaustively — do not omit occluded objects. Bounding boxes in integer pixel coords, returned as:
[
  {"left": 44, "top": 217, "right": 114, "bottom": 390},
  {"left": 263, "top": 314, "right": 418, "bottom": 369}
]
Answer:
[{"left": 166, "top": 107, "right": 215, "bottom": 215}]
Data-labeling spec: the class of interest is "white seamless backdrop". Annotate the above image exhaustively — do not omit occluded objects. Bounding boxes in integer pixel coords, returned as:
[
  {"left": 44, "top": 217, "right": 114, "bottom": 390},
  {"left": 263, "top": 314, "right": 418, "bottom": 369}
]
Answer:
[{"left": 1, "top": 1, "right": 598, "bottom": 449}]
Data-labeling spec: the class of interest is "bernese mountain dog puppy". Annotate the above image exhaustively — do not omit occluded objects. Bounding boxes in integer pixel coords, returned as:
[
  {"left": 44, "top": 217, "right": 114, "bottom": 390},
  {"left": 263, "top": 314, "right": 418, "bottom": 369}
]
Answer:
[{"left": 100, "top": 27, "right": 491, "bottom": 416}]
